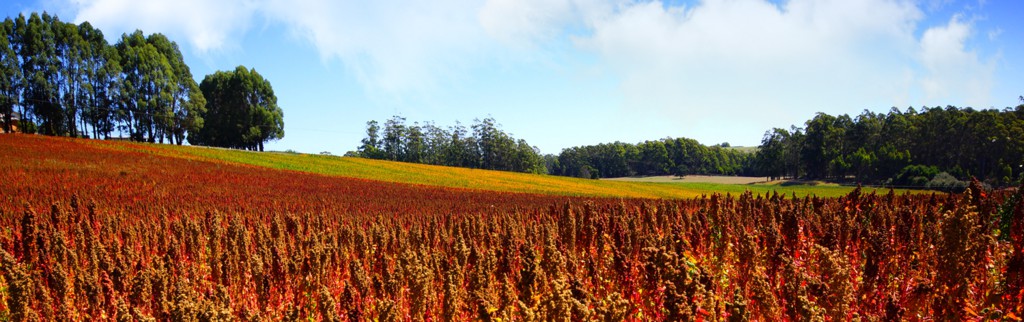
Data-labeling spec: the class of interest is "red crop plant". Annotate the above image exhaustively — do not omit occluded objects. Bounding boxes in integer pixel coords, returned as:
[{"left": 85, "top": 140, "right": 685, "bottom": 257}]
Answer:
[{"left": 1, "top": 134, "right": 1022, "bottom": 321}]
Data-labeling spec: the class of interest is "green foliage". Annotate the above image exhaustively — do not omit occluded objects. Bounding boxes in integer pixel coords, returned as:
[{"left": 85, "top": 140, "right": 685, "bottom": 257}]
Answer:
[
  {"left": 145, "top": 33, "right": 204, "bottom": 145},
  {"left": 117, "top": 30, "right": 175, "bottom": 141},
  {"left": 636, "top": 140, "right": 670, "bottom": 175},
  {"left": 554, "top": 137, "right": 752, "bottom": 179},
  {"left": 756, "top": 106, "right": 1024, "bottom": 188},
  {"left": 849, "top": 147, "right": 876, "bottom": 182},
  {"left": 359, "top": 120, "right": 384, "bottom": 159},
  {"left": 19, "top": 13, "right": 62, "bottom": 136},
  {"left": 189, "top": 66, "right": 283, "bottom": 151},
  {"left": 893, "top": 165, "right": 940, "bottom": 187},
  {"left": 0, "top": 11, "right": 269, "bottom": 149},
  {"left": 0, "top": 17, "right": 22, "bottom": 133},
  {"left": 756, "top": 127, "right": 805, "bottom": 180},
  {"left": 357, "top": 116, "right": 545, "bottom": 174}
]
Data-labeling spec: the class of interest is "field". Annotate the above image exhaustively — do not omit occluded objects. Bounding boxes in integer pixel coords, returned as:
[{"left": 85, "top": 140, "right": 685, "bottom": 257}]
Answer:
[
  {"left": 88, "top": 138, "right": 892, "bottom": 199},
  {"left": 602, "top": 175, "right": 770, "bottom": 185},
  {"left": 603, "top": 175, "right": 858, "bottom": 199},
  {"left": 1, "top": 134, "right": 1023, "bottom": 321}
]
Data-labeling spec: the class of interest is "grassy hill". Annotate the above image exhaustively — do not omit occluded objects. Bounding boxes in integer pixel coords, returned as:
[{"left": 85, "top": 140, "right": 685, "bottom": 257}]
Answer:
[
  {"left": 4, "top": 134, "right": 899, "bottom": 198},
  {"left": 121, "top": 138, "right": 883, "bottom": 198}
]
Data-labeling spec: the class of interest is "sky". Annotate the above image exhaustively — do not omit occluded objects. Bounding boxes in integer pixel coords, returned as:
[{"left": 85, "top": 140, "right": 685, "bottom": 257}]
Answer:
[{"left": 3, "top": 0, "right": 1022, "bottom": 154}]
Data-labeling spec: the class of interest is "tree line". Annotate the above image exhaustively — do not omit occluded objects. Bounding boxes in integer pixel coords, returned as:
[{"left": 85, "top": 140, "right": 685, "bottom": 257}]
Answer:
[
  {"left": 353, "top": 116, "right": 754, "bottom": 178},
  {"left": 356, "top": 116, "right": 546, "bottom": 173},
  {"left": 353, "top": 104, "right": 1024, "bottom": 188},
  {"left": 0, "top": 12, "right": 283, "bottom": 150},
  {"left": 550, "top": 138, "right": 753, "bottom": 179},
  {"left": 755, "top": 105, "right": 1024, "bottom": 188}
]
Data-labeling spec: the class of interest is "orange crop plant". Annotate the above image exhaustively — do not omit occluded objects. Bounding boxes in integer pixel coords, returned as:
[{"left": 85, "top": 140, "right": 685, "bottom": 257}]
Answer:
[{"left": 1, "top": 134, "right": 1022, "bottom": 320}]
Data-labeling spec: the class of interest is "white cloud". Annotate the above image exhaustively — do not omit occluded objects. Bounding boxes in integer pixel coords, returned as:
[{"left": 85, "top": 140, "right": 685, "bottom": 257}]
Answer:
[
  {"left": 478, "top": 0, "right": 622, "bottom": 48},
  {"left": 919, "top": 15, "right": 996, "bottom": 107},
  {"left": 261, "top": 0, "right": 491, "bottom": 94},
  {"left": 59, "top": 0, "right": 1001, "bottom": 130},
  {"left": 69, "top": 0, "right": 258, "bottom": 53},
  {"left": 570, "top": 0, "right": 927, "bottom": 135},
  {"left": 479, "top": 0, "right": 575, "bottom": 48},
  {"left": 66, "top": 0, "right": 493, "bottom": 94}
]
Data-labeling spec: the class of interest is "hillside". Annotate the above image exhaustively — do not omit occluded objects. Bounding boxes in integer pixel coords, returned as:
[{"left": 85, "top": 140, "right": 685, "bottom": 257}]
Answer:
[
  {"left": 1, "top": 134, "right": 898, "bottom": 199},
  {"left": 0, "top": 134, "right": 580, "bottom": 217},
  {"left": 106, "top": 136, "right": 875, "bottom": 198}
]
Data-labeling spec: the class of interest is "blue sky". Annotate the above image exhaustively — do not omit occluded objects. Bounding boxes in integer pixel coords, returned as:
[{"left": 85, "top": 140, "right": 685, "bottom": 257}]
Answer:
[{"left": 4, "top": 0, "right": 1022, "bottom": 154}]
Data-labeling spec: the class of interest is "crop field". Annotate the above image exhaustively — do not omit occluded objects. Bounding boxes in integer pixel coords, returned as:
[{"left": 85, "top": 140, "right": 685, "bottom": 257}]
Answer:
[
  {"left": 601, "top": 175, "right": 863, "bottom": 198},
  {"left": 1, "top": 134, "right": 1023, "bottom": 320},
  {"left": 602, "top": 175, "right": 770, "bottom": 185},
  {"left": 100, "top": 139, "right": 891, "bottom": 199}
]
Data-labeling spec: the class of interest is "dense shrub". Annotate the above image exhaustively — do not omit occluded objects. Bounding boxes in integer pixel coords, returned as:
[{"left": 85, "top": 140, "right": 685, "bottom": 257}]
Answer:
[{"left": 892, "top": 164, "right": 940, "bottom": 187}]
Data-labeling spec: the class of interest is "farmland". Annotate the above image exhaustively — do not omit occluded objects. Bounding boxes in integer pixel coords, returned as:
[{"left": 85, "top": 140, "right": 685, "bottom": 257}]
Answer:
[
  {"left": 90, "top": 137, "right": 884, "bottom": 199},
  {"left": 1, "top": 134, "right": 1023, "bottom": 320}
]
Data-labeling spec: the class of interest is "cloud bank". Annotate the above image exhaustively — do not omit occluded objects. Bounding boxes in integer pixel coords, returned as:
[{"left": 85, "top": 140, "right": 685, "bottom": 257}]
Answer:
[{"left": 62, "top": 0, "right": 1001, "bottom": 130}]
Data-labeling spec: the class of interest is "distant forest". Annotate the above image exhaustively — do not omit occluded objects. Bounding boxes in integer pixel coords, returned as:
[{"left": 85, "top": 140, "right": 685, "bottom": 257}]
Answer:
[
  {"left": 561, "top": 105, "right": 1024, "bottom": 189},
  {"left": 0, "top": 12, "right": 283, "bottom": 150},
  {"left": 549, "top": 139, "right": 752, "bottom": 179},
  {"left": 358, "top": 103, "right": 1024, "bottom": 190},
  {"left": 756, "top": 105, "right": 1024, "bottom": 188},
  {"left": 355, "top": 116, "right": 546, "bottom": 174}
]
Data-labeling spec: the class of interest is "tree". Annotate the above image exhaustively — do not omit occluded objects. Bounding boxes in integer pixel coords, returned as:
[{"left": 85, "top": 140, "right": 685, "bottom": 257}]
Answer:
[
  {"left": 473, "top": 117, "right": 504, "bottom": 170},
  {"left": 756, "top": 128, "right": 787, "bottom": 180},
  {"left": 19, "top": 13, "right": 62, "bottom": 135},
  {"left": 543, "top": 154, "right": 559, "bottom": 175},
  {"left": 557, "top": 147, "right": 590, "bottom": 178},
  {"left": 405, "top": 122, "right": 425, "bottom": 163},
  {"left": 382, "top": 115, "right": 407, "bottom": 161},
  {"left": 90, "top": 39, "right": 121, "bottom": 139},
  {"left": 636, "top": 140, "right": 670, "bottom": 175},
  {"left": 76, "top": 21, "right": 103, "bottom": 138},
  {"left": 849, "top": 147, "right": 876, "bottom": 182},
  {"left": 449, "top": 121, "right": 477, "bottom": 168},
  {"left": 421, "top": 121, "right": 449, "bottom": 166},
  {"left": 54, "top": 17, "right": 84, "bottom": 137},
  {"left": 550, "top": 136, "right": 752, "bottom": 179},
  {"left": 116, "top": 30, "right": 173, "bottom": 141},
  {"left": 147, "top": 33, "right": 204, "bottom": 145},
  {"left": 874, "top": 144, "right": 910, "bottom": 182},
  {"left": 359, "top": 120, "right": 383, "bottom": 158},
  {"left": 0, "top": 18, "right": 22, "bottom": 133},
  {"left": 189, "top": 66, "right": 283, "bottom": 151},
  {"left": 802, "top": 113, "right": 848, "bottom": 180},
  {"left": 355, "top": 116, "right": 544, "bottom": 174},
  {"left": 0, "top": 11, "right": 217, "bottom": 143}
]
